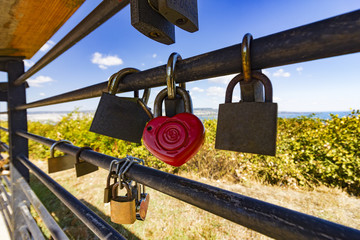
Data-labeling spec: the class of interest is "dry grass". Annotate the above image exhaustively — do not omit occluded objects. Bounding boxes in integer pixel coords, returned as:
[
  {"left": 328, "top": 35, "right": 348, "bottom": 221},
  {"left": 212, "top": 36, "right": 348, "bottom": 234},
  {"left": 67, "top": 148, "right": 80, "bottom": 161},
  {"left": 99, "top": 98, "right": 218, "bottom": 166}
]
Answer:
[{"left": 29, "top": 160, "right": 360, "bottom": 240}]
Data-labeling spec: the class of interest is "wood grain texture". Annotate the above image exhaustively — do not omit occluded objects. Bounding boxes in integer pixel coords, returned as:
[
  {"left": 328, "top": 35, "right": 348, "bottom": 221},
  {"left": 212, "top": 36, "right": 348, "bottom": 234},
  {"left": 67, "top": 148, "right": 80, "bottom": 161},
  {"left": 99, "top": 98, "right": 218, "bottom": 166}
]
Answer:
[{"left": 0, "top": 0, "right": 84, "bottom": 58}]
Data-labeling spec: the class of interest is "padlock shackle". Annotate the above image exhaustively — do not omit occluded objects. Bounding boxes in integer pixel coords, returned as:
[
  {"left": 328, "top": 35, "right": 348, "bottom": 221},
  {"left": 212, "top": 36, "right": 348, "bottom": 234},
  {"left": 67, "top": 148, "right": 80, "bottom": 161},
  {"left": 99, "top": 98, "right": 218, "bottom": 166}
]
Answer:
[
  {"left": 154, "top": 87, "right": 192, "bottom": 117},
  {"left": 112, "top": 181, "right": 133, "bottom": 200},
  {"left": 50, "top": 140, "right": 72, "bottom": 158},
  {"left": 166, "top": 52, "right": 182, "bottom": 99},
  {"left": 75, "top": 146, "right": 92, "bottom": 164},
  {"left": 107, "top": 68, "right": 151, "bottom": 105},
  {"left": 225, "top": 72, "right": 273, "bottom": 103},
  {"left": 241, "top": 33, "right": 253, "bottom": 82}
]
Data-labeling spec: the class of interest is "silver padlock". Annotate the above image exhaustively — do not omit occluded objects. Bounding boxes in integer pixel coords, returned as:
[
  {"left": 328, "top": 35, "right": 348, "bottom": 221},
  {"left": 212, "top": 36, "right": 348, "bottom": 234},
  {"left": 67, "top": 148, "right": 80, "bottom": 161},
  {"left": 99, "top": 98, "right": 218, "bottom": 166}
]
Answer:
[{"left": 215, "top": 71, "right": 277, "bottom": 156}]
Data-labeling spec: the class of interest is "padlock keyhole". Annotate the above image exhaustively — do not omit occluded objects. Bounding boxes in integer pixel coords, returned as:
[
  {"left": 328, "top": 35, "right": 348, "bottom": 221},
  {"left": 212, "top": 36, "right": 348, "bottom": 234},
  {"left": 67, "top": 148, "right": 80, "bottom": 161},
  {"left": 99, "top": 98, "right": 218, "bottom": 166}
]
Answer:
[{"left": 147, "top": 126, "right": 152, "bottom": 131}]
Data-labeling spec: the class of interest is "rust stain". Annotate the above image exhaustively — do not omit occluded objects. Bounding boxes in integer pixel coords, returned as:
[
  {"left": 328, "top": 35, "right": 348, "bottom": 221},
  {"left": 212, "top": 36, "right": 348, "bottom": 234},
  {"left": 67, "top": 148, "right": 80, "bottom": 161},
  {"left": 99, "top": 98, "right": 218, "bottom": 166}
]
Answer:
[{"left": 0, "top": 0, "right": 85, "bottom": 58}]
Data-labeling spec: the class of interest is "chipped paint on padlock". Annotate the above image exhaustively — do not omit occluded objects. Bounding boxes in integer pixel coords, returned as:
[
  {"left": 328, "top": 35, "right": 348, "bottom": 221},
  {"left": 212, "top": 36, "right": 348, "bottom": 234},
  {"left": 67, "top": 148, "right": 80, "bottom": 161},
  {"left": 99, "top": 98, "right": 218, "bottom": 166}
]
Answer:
[
  {"left": 90, "top": 68, "right": 152, "bottom": 143},
  {"left": 130, "top": 0, "right": 175, "bottom": 45},
  {"left": 143, "top": 87, "right": 204, "bottom": 166},
  {"left": 215, "top": 72, "right": 278, "bottom": 156},
  {"left": 110, "top": 181, "right": 136, "bottom": 224}
]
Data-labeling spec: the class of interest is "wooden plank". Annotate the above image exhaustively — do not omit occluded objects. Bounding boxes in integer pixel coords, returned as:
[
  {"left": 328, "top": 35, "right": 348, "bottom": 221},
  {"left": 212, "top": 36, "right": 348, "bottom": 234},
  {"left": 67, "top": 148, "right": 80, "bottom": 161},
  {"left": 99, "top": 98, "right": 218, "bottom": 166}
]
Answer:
[{"left": 0, "top": 0, "right": 84, "bottom": 58}]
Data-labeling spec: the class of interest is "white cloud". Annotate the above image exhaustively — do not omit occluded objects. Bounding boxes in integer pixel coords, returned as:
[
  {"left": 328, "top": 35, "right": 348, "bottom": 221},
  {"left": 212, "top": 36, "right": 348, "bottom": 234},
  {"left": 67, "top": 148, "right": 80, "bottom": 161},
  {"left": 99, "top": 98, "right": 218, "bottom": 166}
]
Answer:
[
  {"left": 24, "top": 60, "right": 34, "bottom": 68},
  {"left": 208, "top": 74, "right": 236, "bottom": 84},
  {"left": 40, "top": 40, "right": 55, "bottom": 52},
  {"left": 158, "top": 61, "right": 163, "bottom": 64},
  {"left": 296, "top": 67, "right": 303, "bottom": 74},
  {"left": 274, "top": 96, "right": 281, "bottom": 101},
  {"left": 152, "top": 54, "right": 157, "bottom": 58},
  {"left": 40, "top": 93, "right": 45, "bottom": 96},
  {"left": 273, "top": 69, "right": 290, "bottom": 77},
  {"left": 91, "top": 52, "right": 123, "bottom": 69},
  {"left": 206, "top": 86, "right": 225, "bottom": 97},
  {"left": 28, "top": 76, "right": 54, "bottom": 87},
  {"left": 191, "top": 87, "right": 204, "bottom": 93}
]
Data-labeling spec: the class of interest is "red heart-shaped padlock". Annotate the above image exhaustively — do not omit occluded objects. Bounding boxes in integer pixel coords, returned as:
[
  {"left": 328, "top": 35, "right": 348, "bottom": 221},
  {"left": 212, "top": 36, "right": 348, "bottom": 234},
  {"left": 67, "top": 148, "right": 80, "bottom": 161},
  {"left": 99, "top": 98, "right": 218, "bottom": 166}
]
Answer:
[{"left": 143, "top": 113, "right": 205, "bottom": 167}]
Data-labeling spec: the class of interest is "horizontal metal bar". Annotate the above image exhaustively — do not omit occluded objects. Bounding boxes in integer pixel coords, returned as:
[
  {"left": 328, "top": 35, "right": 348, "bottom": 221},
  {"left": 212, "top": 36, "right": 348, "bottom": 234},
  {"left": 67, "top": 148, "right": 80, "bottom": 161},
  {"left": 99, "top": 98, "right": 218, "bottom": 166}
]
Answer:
[
  {"left": 13, "top": 0, "right": 130, "bottom": 86},
  {"left": 19, "top": 203, "right": 45, "bottom": 240},
  {"left": 16, "top": 130, "right": 360, "bottom": 240},
  {"left": 0, "top": 112, "right": 8, "bottom": 115},
  {"left": 17, "top": 177, "right": 69, "bottom": 240},
  {"left": 15, "top": 10, "right": 360, "bottom": 110},
  {"left": 0, "top": 127, "right": 8, "bottom": 133},
  {"left": 17, "top": 155, "right": 125, "bottom": 240}
]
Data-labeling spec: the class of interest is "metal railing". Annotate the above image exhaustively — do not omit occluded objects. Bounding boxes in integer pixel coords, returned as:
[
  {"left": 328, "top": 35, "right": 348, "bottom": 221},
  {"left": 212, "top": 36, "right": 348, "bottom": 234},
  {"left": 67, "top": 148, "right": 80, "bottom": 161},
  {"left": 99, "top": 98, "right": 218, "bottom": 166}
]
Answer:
[{"left": 0, "top": 2, "right": 359, "bottom": 240}]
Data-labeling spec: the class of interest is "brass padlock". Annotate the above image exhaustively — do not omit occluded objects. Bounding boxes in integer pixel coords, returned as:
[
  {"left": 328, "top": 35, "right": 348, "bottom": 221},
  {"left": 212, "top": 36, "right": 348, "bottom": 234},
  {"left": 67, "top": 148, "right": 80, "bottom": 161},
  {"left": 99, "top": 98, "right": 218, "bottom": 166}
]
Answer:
[
  {"left": 74, "top": 147, "right": 98, "bottom": 177},
  {"left": 90, "top": 68, "right": 153, "bottom": 143},
  {"left": 48, "top": 140, "right": 76, "bottom": 173},
  {"left": 215, "top": 71, "right": 277, "bottom": 156},
  {"left": 110, "top": 181, "right": 136, "bottom": 224},
  {"left": 135, "top": 183, "right": 150, "bottom": 221}
]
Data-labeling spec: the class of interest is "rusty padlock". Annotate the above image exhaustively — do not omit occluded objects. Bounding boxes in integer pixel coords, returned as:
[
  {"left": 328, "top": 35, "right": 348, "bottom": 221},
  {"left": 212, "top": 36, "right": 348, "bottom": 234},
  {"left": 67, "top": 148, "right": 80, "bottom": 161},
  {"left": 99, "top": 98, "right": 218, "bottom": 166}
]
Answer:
[
  {"left": 135, "top": 182, "right": 150, "bottom": 221},
  {"left": 74, "top": 147, "right": 98, "bottom": 177},
  {"left": 110, "top": 181, "right": 136, "bottom": 224},
  {"left": 48, "top": 140, "right": 76, "bottom": 173},
  {"left": 215, "top": 71, "right": 278, "bottom": 156},
  {"left": 90, "top": 68, "right": 153, "bottom": 143}
]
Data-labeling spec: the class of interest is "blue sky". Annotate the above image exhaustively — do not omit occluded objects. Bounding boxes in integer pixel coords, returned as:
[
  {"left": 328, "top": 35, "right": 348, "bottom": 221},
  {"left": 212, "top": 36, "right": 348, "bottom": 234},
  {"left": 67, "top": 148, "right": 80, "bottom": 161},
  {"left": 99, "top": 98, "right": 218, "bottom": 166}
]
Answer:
[{"left": 1, "top": 0, "right": 359, "bottom": 112}]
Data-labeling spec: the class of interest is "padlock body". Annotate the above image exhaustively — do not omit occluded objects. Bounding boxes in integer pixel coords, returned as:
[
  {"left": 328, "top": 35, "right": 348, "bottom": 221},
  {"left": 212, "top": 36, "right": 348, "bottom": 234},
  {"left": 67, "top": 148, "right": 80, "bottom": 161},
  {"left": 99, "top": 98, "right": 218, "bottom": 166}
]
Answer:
[
  {"left": 110, "top": 198, "right": 136, "bottom": 224},
  {"left": 48, "top": 154, "right": 75, "bottom": 173},
  {"left": 164, "top": 95, "right": 185, "bottom": 117},
  {"left": 215, "top": 102, "right": 277, "bottom": 156},
  {"left": 158, "top": 0, "right": 199, "bottom": 32},
  {"left": 75, "top": 161, "right": 98, "bottom": 177},
  {"left": 136, "top": 193, "right": 150, "bottom": 221},
  {"left": 130, "top": 0, "right": 175, "bottom": 45},
  {"left": 90, "top": 93, "right": 151, "bottom": 143},
  {"left": 143, "top": 112, "right": 205, "bottom": 166}
]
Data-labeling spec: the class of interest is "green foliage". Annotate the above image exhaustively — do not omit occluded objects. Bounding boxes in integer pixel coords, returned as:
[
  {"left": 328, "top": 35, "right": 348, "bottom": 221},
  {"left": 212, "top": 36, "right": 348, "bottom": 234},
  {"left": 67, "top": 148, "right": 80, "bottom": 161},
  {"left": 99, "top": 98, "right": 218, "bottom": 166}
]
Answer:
[{"left": 3, "top": 110, "right": 360, "bottom": 195}]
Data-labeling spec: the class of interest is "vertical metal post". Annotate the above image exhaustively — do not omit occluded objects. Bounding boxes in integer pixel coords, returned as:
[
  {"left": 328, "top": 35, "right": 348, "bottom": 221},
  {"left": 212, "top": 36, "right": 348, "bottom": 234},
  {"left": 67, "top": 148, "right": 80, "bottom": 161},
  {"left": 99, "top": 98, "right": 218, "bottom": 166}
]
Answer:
[{"left": 5, "top": 58, "right": 30, "bottom": 239}]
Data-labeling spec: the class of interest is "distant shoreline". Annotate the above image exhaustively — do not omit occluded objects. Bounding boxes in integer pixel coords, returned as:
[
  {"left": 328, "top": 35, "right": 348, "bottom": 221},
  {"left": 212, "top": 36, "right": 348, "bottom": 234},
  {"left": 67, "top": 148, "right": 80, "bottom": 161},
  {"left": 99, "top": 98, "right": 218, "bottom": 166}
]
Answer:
[{"left": 0, "top": 109, "right": 355, "bottom": 122}]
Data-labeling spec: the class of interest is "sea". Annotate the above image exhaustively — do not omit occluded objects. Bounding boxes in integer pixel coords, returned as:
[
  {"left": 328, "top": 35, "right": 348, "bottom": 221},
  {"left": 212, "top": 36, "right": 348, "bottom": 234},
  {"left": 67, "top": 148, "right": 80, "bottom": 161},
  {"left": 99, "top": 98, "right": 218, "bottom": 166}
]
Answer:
[{"left": 1, "top": 109, "right": 353, "bottom": 123}]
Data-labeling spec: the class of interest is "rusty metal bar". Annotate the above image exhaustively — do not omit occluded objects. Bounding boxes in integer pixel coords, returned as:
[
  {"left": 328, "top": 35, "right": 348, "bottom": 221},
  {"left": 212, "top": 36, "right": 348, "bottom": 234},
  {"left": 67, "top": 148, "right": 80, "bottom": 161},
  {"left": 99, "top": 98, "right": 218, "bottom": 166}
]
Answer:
[
  {"left": 13, "top": 0, "right": 130, "bottom": 86},
  {"left": 15, "top": 9, "right": 360, "bottom": 110},
  {"left": 16, "top": 130, "right": 360, "bottom": 240},
  {"left": 16, "top": 155, "right": 125, "bottom": 240}
]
